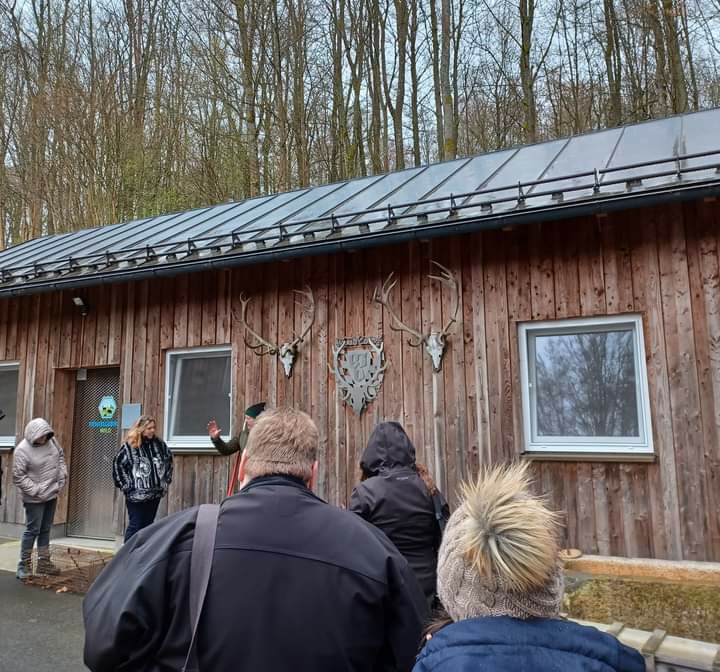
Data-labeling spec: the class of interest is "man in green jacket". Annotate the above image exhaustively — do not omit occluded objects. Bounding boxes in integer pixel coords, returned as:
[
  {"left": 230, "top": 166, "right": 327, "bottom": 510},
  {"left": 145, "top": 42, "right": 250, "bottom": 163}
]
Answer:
[
  {"left": 207, "top": 402, "right": 266, "bottom": 456},
  {"left": 208, "top": 402, "right": 266, "bottom": 496}
]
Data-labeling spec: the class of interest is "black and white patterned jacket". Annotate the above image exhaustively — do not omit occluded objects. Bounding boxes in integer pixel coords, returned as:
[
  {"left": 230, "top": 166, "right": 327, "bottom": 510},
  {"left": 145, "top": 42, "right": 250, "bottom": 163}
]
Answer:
[{"left": 112, "top": 438, "right": 173, "bottom": 503}]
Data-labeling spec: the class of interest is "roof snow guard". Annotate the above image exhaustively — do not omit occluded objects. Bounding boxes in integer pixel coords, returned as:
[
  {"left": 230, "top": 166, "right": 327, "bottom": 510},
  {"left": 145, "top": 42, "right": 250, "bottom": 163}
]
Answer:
[{"left": 2, "top": 109, "right": 720, "bottom": 297}]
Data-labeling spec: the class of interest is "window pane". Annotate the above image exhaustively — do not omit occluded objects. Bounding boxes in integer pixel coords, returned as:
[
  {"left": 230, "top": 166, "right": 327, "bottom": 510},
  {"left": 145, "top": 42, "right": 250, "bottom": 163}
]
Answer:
[
  {"left": 0, "top": 367, "right": 19, "bottom": 438},
  {"left": 534, "top": 329, "right": 639, "bottom": 438},
  {"left": 170, "top": 354, "right": 230, "bottom": 438}
]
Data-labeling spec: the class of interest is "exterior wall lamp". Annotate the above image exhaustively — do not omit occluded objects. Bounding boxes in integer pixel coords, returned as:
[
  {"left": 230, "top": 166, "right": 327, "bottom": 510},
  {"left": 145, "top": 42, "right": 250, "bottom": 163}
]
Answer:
[{"left": 72, "top": 296, "right": 89, "bottom": 316}]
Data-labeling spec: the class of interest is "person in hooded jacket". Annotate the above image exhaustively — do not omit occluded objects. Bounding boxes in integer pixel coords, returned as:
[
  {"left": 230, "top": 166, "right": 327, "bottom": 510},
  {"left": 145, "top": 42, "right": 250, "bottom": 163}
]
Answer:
[
  {"left": 414, "top": 461, "right": 645, "bottom": 672},
  {"left": 12, "top": 418, "right": 67, "bottom": 580},
  {"left": 350, "top": 421, "right": 448, "bottom": 608}
]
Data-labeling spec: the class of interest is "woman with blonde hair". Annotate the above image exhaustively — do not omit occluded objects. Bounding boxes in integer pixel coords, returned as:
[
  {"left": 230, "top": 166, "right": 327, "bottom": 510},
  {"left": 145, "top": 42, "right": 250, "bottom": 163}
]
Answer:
[
  {"left": 112, "top": 415, "right": 173, "bottom": 541},
  {"left": 414, "top": 461, "right": 644, "bottom": 671}
]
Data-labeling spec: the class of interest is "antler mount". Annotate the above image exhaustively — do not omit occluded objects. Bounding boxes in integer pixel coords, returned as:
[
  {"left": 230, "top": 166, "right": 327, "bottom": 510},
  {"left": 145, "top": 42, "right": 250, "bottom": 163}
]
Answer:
[
  {"left": 373, "top": 261, "right": 459, "bottom": 372},
  {"left": 238, "top": 286, "right": 316, "bottom": 378}
]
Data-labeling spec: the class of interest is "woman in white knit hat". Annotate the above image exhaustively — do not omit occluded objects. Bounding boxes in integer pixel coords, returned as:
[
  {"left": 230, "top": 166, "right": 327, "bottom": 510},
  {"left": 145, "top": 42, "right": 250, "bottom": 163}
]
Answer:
[{"left": 414, "top": 461, "right": 645, "bottom": 671}]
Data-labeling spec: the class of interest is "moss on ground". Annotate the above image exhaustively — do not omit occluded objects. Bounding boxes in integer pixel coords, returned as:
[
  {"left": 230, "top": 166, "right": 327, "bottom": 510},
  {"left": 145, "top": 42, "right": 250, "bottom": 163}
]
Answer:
[{"left": 563, "top": 575, "right": 720, "bottom": 643}]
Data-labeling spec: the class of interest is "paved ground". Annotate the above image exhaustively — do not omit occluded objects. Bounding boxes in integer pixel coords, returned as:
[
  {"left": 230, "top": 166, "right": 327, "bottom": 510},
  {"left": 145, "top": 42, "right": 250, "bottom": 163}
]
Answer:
[
  {"left": 0, "top": 570, "right": 87, "bottom": 671},
  {"left": 0, "top": 538, "right": 88, "bottom": 671}
]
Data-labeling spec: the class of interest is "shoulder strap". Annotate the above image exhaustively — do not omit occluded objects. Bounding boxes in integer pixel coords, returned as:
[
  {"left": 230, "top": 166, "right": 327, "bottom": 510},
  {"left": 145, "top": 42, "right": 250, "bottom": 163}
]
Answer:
[
  {"left": 432, "top": 492, "right": 448, "bottom": 535},
  {"left": 182, "top": 503, "right": 221, "bottom": 672}
]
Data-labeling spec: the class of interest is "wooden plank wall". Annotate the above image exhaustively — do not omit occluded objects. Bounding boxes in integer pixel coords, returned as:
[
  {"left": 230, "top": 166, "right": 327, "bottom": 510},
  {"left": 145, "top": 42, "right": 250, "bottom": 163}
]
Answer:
[{"left": 1, "top": 199, "right": 719, "bottom": 561}]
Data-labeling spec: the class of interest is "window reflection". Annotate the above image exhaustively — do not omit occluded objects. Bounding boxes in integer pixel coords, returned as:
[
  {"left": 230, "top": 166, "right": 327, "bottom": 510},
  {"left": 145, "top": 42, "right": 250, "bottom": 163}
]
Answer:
[{"left": 534, "top": 329, "right": 639, "bottom": 438}]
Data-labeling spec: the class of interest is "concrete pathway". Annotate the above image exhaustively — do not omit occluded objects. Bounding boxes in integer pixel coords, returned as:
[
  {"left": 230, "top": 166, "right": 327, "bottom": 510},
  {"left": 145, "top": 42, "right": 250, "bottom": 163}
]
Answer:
[
  {"left": 0, "top": 536, "right": 20, "bottom": 572},
  {"left": 0, "top": 569, "right": 87, "bottom": 671},
  {"left": 0, "top": 537, "right": 89, "bottom": 671}
]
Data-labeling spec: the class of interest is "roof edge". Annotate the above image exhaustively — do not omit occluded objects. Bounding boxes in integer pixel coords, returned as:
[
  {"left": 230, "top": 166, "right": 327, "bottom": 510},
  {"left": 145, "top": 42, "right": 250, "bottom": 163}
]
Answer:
[{"left": 3, "top": 180, "right": 719, "bottom": 298}]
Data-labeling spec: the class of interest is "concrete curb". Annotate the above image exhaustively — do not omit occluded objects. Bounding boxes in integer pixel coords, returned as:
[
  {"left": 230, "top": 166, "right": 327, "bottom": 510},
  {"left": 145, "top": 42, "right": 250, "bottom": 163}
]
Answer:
[{"left": 575, "top": 619, "right": 720, "bottom": 671}]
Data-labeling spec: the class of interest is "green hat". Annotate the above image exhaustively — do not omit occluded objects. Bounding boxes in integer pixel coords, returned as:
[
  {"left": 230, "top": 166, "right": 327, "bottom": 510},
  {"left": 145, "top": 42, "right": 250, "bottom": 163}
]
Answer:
[{"left": 245, "top": 402, "right": 266, "bottom": 419}]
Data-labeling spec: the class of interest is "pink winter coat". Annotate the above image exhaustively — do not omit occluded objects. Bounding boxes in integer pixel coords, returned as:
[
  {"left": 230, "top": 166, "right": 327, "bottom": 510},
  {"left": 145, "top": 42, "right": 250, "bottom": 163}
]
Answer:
[{"left": 12, "top": 418, "right": 67, "bottom": 503}]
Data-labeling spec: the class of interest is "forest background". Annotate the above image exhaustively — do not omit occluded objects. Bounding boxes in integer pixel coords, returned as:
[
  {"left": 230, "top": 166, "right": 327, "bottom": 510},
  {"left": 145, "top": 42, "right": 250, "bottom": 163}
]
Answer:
[{"left": 1, "top": 0, "right": 719, "bottom": 247}]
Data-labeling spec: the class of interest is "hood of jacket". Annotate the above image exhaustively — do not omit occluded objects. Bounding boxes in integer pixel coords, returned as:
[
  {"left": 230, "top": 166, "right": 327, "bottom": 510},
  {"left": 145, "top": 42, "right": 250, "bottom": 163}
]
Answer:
[
  {"left": 415, "top": 617, "right": 645, "bottom": 672},
  {"left": 24, "top": 418, "right": 54, "bottom": 445},
  {"left": 360, "top": 422, "right": 416, "bottom": 477}
]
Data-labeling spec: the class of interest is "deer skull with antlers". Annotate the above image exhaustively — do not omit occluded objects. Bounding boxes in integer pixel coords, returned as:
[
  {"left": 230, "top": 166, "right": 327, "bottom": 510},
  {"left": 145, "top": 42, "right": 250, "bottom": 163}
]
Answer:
[
  {"left": 373, "top": 261, "right": 459, "bottom": 373},
  {"left": 238, "top": 286, "right": 315, "bottom": 378}
]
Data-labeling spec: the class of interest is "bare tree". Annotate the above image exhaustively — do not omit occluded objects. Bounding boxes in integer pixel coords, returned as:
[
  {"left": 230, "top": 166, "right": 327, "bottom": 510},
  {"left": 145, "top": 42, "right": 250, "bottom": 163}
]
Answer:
[
  {"left": 1, "top": 0, "right": 720, "bottom": 247},
  {"left": 441, "top": 0, "right": 457, "bottom": 157},
  {"left": 603, "top": 0, "right": 623, "bottom": 125},
  {"left": 661, "top": 0, "right": 688, "bottom": 113}
]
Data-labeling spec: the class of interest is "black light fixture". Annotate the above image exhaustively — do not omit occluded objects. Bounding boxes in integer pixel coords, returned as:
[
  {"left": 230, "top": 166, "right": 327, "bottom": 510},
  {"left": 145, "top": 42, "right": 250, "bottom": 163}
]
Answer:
[{"left": 72, "top": 296, "right": 89, "bottom": 316}]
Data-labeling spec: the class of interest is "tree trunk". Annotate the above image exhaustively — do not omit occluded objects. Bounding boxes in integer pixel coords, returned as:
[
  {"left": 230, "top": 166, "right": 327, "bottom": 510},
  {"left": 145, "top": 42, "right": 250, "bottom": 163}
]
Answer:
[
  {"left": 519, "top": 0, "right": 537, "bottom": 143},
  {"left": 409, "top": 0, "right": 421, "bottom": 166},
  {"left": 341, "top": 0, "right": 367, "bottom": 176},
  {"left": 661, "top": 0, "right": 687, "bottom": 113},
  {"left": 232, "top": 0, "right": 261, "bottom": 196},
  {"left": 368, "top": 0, "right": 383, "bottom": 173},
  {"left": 677, "top": 0, "right": 699, "bottom": 110},
  {"left": 603, "top": 0, "right": 623, "bottom": 126},
  {"left": 271, "top": 2, "right": 290, "bottom": 191},
  {"left": 440, "top": 0, "right": 456, "bottom": 158},
  {"left": 428, "top": 0, "right": 444, "bottom": 160},
  {"left": 328, "top": 0, "right": 347, "bottom": 181},
  {"left": 393, "top": 0, "right": 408, "bottom": 169},
  {"left": 649, "top": 0, "right": 669, "bottom": 115},
  {"left": 287, "top": 0, "right": 309, "bottom": 186}
]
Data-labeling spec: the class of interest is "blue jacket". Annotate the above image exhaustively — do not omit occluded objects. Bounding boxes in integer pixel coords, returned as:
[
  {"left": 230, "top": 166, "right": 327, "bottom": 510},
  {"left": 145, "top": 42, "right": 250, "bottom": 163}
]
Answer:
[{"left": 414, "top": 616, "right": 645, "bottom": 672}]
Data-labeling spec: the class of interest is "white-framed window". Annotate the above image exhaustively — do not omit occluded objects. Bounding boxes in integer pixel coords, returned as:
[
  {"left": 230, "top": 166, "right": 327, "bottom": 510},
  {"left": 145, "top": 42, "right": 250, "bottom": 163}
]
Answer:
[
  {"left": 0, "top": 362, "right": 19, "bottom": 447},
  {"left": 519, "top": 315, "right": 653, "bottom": 456},
  {"left": 164, "top": 347, "right": 232, "bottom": 449}
]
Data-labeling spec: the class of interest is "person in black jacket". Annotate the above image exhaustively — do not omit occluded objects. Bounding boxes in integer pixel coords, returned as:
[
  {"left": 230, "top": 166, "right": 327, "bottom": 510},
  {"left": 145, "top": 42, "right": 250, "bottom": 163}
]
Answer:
[
  {"left": 112, "top": 415, "right": 173, "bottom": 542},
  {"left": 350, "top": 421, "right": 447, "bottom": 608},
  {"left": 84, "top": 408, "right": 426, "bottom": 672}
]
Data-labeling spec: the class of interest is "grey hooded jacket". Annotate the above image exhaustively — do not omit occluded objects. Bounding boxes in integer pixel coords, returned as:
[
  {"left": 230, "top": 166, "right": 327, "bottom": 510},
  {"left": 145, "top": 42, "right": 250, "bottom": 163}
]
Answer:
[{"left": 12, "top": 418, "right": 67, "bottom": 503}]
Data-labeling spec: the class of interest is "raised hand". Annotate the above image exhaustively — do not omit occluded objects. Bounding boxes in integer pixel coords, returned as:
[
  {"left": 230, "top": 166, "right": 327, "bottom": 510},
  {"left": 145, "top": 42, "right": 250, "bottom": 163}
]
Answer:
[{"left": 207, "top": 419, "right": 222, "bottom": 440}]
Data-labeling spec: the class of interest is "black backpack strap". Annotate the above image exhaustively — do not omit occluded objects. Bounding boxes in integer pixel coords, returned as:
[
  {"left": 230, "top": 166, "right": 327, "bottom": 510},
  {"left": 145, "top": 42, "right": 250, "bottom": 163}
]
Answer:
[
  {"left": 432, "top": 492, "right": 449, "bottom": 535},
  {"left": 182, "top": 503, "right": 220, "bottom": 672}
]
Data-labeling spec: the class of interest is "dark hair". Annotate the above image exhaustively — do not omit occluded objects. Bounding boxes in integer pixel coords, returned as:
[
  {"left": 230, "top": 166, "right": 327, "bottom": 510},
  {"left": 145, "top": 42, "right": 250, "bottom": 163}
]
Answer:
[{"left": 419, "top": 604, "right": 453, "bottom": 653}]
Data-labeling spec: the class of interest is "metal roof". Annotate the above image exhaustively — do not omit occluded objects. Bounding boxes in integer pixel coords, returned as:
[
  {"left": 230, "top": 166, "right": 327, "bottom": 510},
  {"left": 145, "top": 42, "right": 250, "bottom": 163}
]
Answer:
[{"left": 2, "top": 108, "right": 720, "bottom": 296}]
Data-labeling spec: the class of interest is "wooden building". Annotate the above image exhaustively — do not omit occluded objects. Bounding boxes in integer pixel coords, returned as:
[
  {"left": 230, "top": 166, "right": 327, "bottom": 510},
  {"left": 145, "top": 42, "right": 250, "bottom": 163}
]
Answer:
[{"left": 0, "top": 109, "right": 719, "bottom": 562}]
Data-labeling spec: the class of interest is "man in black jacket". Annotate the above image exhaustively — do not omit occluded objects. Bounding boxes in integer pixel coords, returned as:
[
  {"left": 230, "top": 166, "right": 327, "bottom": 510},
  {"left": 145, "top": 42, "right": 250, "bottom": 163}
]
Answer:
[{"left": 83, "top": 408, "right": 426, "bottom": 672}]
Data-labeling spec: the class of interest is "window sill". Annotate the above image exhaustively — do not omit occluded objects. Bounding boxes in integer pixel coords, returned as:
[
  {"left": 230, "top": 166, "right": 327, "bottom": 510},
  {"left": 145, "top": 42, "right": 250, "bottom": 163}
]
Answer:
[
  {"left": 521, "top": 451, "right": 656, "bottom": 464},
  {"left": 168, "top": 436, "right": 232, "bottom": 452},
  {"left": 168, "top": 445, "right": 225, "bottom": 455}
]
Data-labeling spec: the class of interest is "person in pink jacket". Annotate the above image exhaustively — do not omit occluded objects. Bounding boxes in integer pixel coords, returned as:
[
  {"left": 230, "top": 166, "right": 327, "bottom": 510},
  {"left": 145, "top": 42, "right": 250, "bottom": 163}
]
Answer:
[{"left": 12, "top": 418, "right": 67, "bottom": 580}]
